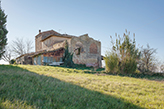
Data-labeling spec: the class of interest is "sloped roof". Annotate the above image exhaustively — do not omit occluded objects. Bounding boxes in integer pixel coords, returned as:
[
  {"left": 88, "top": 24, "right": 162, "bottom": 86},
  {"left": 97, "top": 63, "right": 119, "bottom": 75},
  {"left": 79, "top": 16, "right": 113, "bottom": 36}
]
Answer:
[
  {"left": 16, "top": 47, "right": 64, "bottom": 59},
  {"left": 35, "top": 30, "right": 61, "bottom": 38},
  {"left": 35, "top": 30, "right": 76, "bottom": 41},
  {"left": 16, "top": 52, "right": 36, "bottom": 60},
  {"left": 31, "top": 47, "right": 64, "bottom": 57}
]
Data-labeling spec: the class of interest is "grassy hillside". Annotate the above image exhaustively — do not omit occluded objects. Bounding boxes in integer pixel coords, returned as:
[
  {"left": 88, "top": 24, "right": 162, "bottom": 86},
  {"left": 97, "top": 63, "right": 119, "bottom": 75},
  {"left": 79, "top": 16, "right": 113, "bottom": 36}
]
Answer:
[{"left": 0, "top": 65, "right": 164, "bottom": 109}]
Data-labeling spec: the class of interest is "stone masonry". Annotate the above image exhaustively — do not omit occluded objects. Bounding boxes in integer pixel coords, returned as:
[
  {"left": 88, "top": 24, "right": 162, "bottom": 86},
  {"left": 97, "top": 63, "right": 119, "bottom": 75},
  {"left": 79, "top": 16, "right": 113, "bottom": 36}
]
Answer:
[{"left": 17, "top": 30, "right": 102, "bottom": 67}]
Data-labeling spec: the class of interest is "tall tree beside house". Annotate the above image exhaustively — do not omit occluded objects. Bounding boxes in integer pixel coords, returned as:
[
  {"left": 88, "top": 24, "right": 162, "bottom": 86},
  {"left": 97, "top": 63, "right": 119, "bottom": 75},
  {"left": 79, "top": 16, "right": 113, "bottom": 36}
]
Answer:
[
  {"left": 63, "top": 40, "right": 69, "bottom": 62},
  {"left": 63, "top": 40, "right": 74, "bottom": 67},
  {"left": 0, "top": 2, "right": 8, "bottom": 59}
]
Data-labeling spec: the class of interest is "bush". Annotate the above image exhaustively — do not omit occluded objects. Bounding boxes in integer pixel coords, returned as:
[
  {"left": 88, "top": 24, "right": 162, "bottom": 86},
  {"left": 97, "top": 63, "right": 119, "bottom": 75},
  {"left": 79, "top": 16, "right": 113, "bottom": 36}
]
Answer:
[
  {"left": 119, "top": 57, "right": 137, "bottom": 74},
  {"left": 104, "top": 55, "right": 110, "bottom": 72},
  {"left": 75, "top": 64, "right": 87, "bottom": 68},
  {"left": 9, "top": 59, "right": 16, "bottom": 64},
  {"left": 104, "top": 52, "right": 119, "bottom": 73},
  {"left": 105, "top": 30, "right": 141, "bottom": 74}
]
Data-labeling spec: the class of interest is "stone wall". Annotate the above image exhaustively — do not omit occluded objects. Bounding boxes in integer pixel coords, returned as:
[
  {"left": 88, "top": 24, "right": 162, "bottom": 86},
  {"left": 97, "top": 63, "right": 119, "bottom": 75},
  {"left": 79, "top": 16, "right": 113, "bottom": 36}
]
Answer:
[
  {"left": 32, "top": 48, "right": 64, "bottom": 65},
  {"left": 70, "top": 34, "right": 101, "bottom": 67},
  {"left": 16, "top": 56, "right": 24, "bottom": 64},
  {"left": 35, "top": 30, "right": 102, "bottom": 67},
  {"left": 42, "top": 36, "right": 70, "bottom": 51},
  {"left": 35, "top": 35, "right": 42, "bottom": 52},
  {"left": 36, "top": 34, "right": 72, "bottom": 52},
  {"left": 16, "top": 55, "right": 32, "bottom": 65}
]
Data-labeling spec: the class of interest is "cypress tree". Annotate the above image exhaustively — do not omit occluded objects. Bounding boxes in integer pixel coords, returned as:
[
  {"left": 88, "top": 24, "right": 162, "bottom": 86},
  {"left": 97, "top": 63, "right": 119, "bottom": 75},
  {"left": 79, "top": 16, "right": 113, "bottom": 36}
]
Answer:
[
  {"left": 0, "top": 1, "right": 8, "bottom": 59},
  {"left": 63, "top": 40, "right": 74, "bottom": 67}
]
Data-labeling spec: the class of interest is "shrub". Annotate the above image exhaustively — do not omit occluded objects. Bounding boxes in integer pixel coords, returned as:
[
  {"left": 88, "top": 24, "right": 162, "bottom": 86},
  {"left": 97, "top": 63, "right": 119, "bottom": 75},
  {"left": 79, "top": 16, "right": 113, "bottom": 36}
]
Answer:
[
  {"left": 119, "top": 57, "right": 137, "bottom": 74},
  {"left": 104, "top": 52, "right": 119, "bottom": 73},
  {"left": 105, "top": 30, "right": 141, "bottom": 74},
  {"left": 9, "top": 59, "right": 16, "bottom": 64}
]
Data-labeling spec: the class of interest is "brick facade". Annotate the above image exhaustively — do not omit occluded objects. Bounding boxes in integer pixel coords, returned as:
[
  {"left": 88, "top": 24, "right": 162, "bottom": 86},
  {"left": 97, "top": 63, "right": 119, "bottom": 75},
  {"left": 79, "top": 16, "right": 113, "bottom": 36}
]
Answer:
[{"left": 90, "top": 43, "right": 98, "bottom": 54}]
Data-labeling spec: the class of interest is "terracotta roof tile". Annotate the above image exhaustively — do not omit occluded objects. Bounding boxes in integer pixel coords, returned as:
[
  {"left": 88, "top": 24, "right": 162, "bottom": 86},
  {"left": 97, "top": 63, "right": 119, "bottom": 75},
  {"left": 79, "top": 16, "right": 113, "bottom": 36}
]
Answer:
[
  {"left": 16, "top": 52, "right": 36, "bottom": 60},
  {"left": 31, "top": 48, "right": 64, "bottom": 57}
]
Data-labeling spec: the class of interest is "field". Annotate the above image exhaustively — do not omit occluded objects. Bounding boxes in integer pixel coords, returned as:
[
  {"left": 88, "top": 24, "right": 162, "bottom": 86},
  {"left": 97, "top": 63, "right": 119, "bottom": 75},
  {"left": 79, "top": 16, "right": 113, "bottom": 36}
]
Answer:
[{"left": 0, "top": 65, "right": 164, "bottom": 109}]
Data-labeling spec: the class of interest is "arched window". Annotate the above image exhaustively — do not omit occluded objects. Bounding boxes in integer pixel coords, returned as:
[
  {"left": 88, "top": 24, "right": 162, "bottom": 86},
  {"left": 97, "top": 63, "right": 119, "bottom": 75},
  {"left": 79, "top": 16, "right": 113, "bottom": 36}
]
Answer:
[{"left": 75, "top": 41, "right": 84, "bottom": 55}]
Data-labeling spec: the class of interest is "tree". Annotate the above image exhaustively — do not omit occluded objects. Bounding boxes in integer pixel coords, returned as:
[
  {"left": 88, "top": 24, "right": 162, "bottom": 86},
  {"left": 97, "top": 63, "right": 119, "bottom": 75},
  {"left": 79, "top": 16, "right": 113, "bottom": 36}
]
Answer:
[
  {"left": 138, "top": 44, "right": 157, "bottom": 73},
  {"left": 26, "top": 39, "right": 33, "bottom": 53},
  {"left": 12, "top": 38, "right": 34, "bottom": 57},
  {"left": 0, "top": 2, "right": 8, "bottom": 59},
  {"left": 111, "top": 31, "right": 141, "bottom": 62},
  {"left": 105, "top": 30, "right": 141, "bottom": 74},
  {"left": 160, "top": 64, "right": 164, "bottom": 73},
  {"left": 1, "top": 45, "right": 12, "bottom": 63},
  {"left": 63, "top": 40, "right": 74, "bottom": 67}
]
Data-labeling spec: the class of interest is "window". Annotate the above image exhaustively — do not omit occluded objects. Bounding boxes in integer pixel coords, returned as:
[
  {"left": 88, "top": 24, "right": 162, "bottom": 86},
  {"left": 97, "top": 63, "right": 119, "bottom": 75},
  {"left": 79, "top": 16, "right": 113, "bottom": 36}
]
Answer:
[
  {"left": 77, "top": 48, "right": 81, "bottom": 55},
  {"left": 75, "top": 48, "right": 81, "bottom": 55},
  {"left": 75, "top": 41, "right": 84, "bottom": 55}
]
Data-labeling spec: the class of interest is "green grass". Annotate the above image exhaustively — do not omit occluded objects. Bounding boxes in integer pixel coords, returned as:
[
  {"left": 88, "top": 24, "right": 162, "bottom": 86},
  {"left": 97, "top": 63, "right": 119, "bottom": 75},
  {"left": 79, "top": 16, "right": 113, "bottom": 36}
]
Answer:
[
  {"left": 0, "top": 65, "right": 164, "bottom": 109},
  {"left": 59, "top": 64, "right": 105, "bottom": 71}
]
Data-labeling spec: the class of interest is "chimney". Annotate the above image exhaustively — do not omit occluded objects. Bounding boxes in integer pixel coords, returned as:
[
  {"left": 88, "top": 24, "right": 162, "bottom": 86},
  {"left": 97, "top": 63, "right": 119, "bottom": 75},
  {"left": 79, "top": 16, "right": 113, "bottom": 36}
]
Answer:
[{"left": 39, "top": 30, "right": 41, "bottom": 33}]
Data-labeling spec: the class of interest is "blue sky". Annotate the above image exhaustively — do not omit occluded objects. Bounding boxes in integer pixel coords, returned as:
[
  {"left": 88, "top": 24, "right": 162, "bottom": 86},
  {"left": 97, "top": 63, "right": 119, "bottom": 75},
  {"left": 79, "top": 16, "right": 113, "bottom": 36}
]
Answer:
[{"left": 0, "top": 0, "right": 164, "bottom": 64}]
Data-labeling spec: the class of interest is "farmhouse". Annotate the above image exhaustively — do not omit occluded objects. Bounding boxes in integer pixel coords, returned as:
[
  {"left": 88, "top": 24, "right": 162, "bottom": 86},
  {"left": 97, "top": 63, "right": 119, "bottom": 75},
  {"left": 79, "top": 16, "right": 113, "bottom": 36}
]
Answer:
[{"left": 16, "top": 30, "right": 102, "bottom": 67}]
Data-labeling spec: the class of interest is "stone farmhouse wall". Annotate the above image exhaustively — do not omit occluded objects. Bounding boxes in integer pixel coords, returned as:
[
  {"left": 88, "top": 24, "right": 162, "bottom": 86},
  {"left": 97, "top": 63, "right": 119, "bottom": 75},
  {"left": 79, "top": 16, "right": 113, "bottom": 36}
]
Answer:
[
  {"left": 16, "top": 55, "right": 33, "bottom": 65},
  {"left": 33, "top": 30, "right": 102, "bottom": 67},
  {"left": 35, "top": 35, "right": 42, "bottom": 52},
  {"left": 70, "top": 34, "right": 101, "bottom": 67},
  {"left": 33, "top": 48, "right": 64, "bottom": 65},
  {"left": 42, "top": 36, "right": 71, "bottom": 51},
  {"left": 35, "top": 30, "right": 62, "bottom": 52}
]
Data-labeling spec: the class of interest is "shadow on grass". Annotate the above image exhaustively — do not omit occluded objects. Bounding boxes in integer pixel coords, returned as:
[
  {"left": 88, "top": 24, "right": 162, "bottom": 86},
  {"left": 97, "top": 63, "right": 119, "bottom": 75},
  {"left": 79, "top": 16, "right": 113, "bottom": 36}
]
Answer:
[{"left": 0, "top": 65, "right": 143, "bottom": 109}]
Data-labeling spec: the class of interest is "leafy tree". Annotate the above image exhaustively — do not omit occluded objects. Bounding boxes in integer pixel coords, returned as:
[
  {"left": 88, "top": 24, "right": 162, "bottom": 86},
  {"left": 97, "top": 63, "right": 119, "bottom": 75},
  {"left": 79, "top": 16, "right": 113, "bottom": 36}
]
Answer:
[
  {"left": 111, "top": 31, "right": 141, "bottom": 63},
  {"left": 0, "top": 3, "right": 8, "bottom": 59},
  {"left": 105, "top": 30, "right": 141, "bottom": 74}
]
